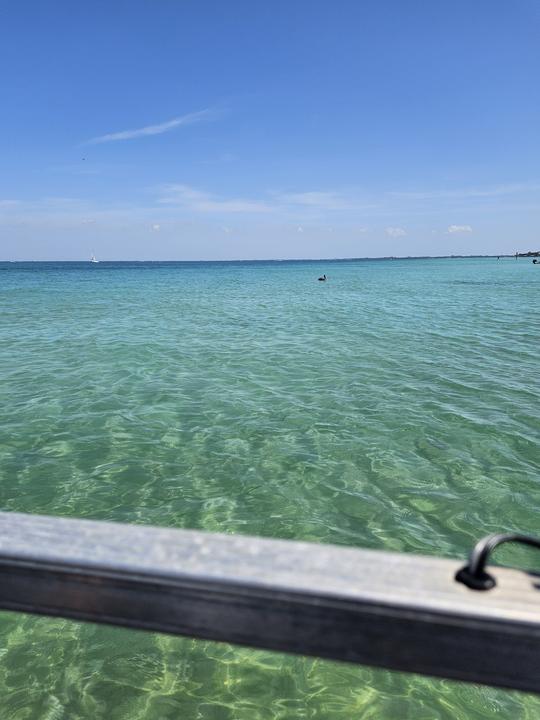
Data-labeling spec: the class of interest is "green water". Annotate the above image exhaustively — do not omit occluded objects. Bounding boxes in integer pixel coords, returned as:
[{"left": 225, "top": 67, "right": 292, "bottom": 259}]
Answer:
[{"left": 0, "top": 257, "right": 539, "bottom": 718}]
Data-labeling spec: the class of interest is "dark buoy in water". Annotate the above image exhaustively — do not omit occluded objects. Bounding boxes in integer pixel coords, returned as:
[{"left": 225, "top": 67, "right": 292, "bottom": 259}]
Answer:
[{"left": 318, "top": 274, "right": 327, "bottom": 281}]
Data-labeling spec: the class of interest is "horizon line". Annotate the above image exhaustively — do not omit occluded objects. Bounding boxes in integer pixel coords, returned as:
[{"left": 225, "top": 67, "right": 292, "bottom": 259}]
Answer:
[{"left": 0, "top": 254, "right": 519, "bottom": 263}]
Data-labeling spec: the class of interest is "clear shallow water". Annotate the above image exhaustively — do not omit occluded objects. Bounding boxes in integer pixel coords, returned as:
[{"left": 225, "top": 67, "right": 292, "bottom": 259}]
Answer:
[{"left": 0, "top": 257, "right": 539, "bottom": 718}]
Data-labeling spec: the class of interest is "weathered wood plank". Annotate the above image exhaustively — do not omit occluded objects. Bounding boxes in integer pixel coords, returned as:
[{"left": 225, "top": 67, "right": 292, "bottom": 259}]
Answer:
[{"left": 0, "top": 511, "right": 539, "bottom": 692}]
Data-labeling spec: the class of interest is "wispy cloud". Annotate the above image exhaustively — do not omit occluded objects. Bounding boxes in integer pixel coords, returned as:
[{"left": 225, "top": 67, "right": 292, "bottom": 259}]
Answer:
[
  {"left": 278, "top": 191, "right": 353, "bottom": 210},
  {"left": 385, "top": 226, "right": 406, "bottom": 238},
  {"left": 86, "top": 109, "right": 214, "bottom": 145},
  {"left": 447, "top": 224, "right": 472, "bottom": 234},
  {"left": 151, "top": 181, "right": 539, "bottom": 222},
  {"left": 158, "top": 184, "right": 272, "bottom": 214},
  {"left": 3, "top": 197, "right": 84, "bottom": 212},
  {"left": 157, "top": 185, "right": 376, "bottom": 215},
  {"left": 276, "top": 190, "right": 383, "bottom": 215},
  {"left": 388, "top": 183, "right": 540, "bottom": 201}
]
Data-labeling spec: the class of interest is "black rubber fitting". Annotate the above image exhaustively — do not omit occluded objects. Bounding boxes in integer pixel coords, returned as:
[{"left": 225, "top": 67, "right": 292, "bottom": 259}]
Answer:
[{"left": 455, "top": 533, "right": 540, "bottom": 591}]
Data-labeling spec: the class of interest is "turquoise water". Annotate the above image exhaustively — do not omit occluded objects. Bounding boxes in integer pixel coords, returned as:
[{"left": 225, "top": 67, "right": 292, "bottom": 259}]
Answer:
[{"left": 0, "top": 257, "right": 539, "bottom": 718}]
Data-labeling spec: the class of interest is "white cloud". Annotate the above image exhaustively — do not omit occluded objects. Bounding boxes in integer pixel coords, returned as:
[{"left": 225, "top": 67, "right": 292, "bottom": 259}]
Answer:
[
  {"left": 447, "top": 224, "right": 472, "bottom": 234},
  {"left": 86, "top": 109, "right": 213, "bottom": 145},
  {"left": 385, "top": 226, "right": 406, "bottom": 238},
  {"left": 279, "top": 191, "right": 351, "bottom": 210},
  {"left": 154, "top": 185, "right": 383, "bottom": 219},
  {"left": 151, "top": 224, "right": 161, "bottom": 232},
  {"left": 388, "top": 183, "right": 540, "bottom": 201},
  {"left": 297, "top": 225, "right": 304, "bottom": 233},
  {"left": 158, "top": 184, "right": 272, "bottom": 214}
]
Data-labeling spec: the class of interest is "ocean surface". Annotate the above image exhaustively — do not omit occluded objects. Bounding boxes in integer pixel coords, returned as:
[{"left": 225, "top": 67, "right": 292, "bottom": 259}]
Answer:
[{"left": 0, "top": 257, "right": 539, "bottom": 719}]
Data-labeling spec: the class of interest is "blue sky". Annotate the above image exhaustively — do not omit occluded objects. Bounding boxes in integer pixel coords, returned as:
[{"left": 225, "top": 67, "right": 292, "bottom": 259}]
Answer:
[{"left": 1, "top": 0, "right": 539, "bottom": 260}]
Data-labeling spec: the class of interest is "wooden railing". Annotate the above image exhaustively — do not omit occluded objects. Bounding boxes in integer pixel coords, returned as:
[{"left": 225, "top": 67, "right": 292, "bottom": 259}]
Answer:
[{"left": 0, "top": 511, "right": 539, "bottom": 693}]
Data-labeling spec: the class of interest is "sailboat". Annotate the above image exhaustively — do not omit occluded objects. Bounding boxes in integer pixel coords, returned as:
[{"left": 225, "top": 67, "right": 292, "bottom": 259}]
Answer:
[{"left": 90, "top": 253, "right": 99, "bottom": 263}]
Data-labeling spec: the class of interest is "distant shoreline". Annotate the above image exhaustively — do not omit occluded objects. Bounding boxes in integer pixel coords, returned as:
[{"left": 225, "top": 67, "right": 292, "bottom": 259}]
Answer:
[{"left": 0, "top": 255, "right": 520, "bottom": 264}]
